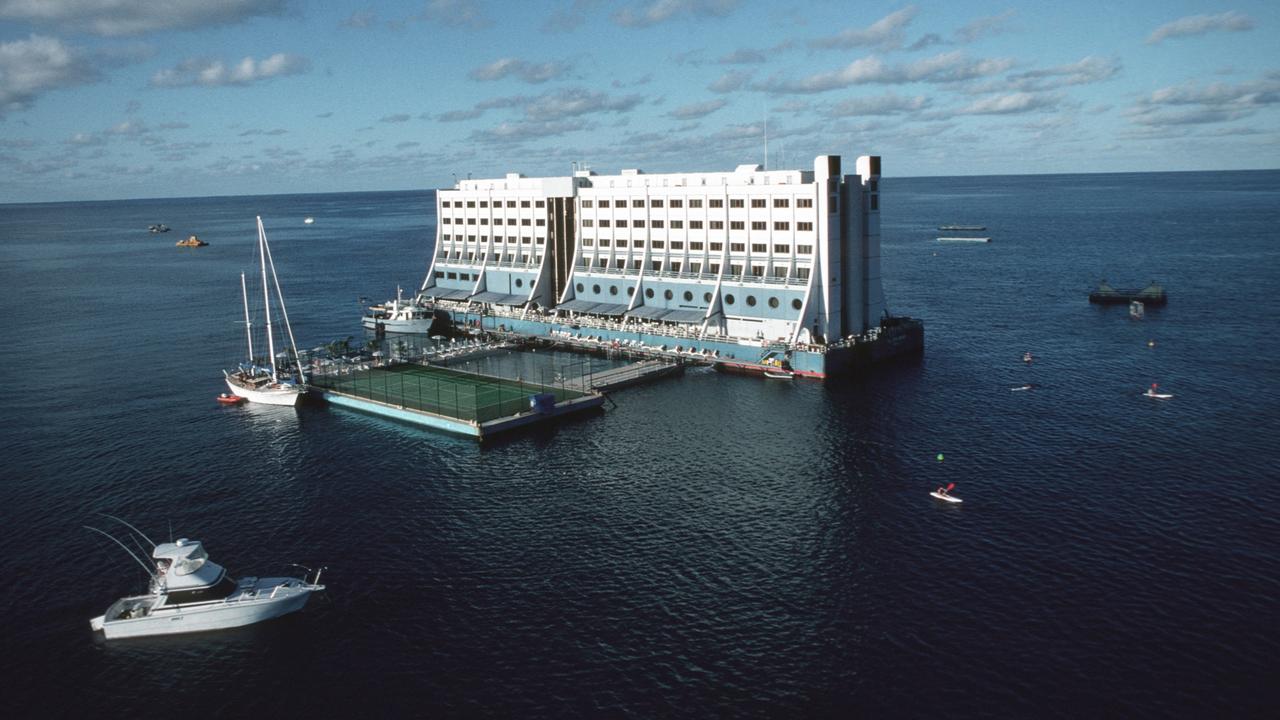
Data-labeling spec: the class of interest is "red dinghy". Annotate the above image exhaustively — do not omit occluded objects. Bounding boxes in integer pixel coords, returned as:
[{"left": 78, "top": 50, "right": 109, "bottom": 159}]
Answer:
[{"left": 217, "top": 393, "right": 245, "bottom": 405}]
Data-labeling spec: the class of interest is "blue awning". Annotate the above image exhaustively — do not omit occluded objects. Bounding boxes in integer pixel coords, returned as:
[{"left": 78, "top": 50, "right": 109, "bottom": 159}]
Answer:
[
  {"left": 424, "top": 287, "right": 471, "bottom": 300},
  {"left": 495, "top": 293, "right": 528, "bottom": 306},
  {"left": 662, "top": 309, "right": 708, "bottom": 324},
  {"left": 626, "top": 305, "right": 669, "bottom": 320},
  {"left": 469, "top": 291, "right": 508, "bottom": 304},
  {"left": 587, "top": 302, "right": 629, "bottom": 317},
  {"left": 556, "top": 299, "right": 598, "bottom": 312}
]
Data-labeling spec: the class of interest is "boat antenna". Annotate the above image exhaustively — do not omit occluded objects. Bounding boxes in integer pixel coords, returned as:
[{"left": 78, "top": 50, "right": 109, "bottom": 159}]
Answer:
[
  {"left": 100, "top": 513, "right": 156, "bottom": 549},
  {"left": 85, "top": 525, "right": 158, "bottom": 581}
]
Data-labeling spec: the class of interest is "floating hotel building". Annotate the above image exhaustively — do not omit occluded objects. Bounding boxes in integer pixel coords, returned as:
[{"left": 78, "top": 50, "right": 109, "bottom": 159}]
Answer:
[{"left": 417, "top": 154, "right": 922, "bottom": 378}]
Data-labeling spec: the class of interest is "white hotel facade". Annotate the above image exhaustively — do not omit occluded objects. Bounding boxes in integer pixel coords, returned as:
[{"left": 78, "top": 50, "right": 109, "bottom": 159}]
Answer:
[{"left": 422, "top": 154, "right": 887, "bottom": 346}]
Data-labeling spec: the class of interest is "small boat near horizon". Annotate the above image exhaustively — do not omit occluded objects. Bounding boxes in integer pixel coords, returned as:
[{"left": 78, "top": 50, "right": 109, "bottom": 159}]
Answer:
[
  {"left": 86, "top": 519, "right": 324, "bottom": 640},
  {"left": 1130, "top": 300, "right": 1145, "bottom": 319},
  {"left": 937, "top": 236, "right": 991, "bottom": 243},
  {"left": 224, "top": 217, "right": 307, "bottom": 406},
  {"left": 176, "top": 234, "right": 207, "bottom": 247},
  {"left": 148, "top": 224, "right": 171, "bottom": 233},
  {"left": 938, "top": 225, "right": 986, "bottom": 232},
  {"left": 303, "top": 217, "right": 314, "bottom": 224}
]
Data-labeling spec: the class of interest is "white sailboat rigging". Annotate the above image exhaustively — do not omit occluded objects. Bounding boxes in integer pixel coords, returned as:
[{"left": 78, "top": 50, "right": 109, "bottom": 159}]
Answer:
[{"left": 224, "top": 216, "right": 307, "bottom": 406}]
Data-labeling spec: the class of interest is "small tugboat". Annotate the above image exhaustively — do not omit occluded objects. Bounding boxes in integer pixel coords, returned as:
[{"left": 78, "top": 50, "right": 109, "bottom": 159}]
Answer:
[
  {"left": 149, "top": 224, "right": 171, "bottom": 233},
  {"left": 216, "top": 392, "right": 245, "bottom": 405},
  {"left": 87, "top": 519, "right": 324, "bottom": 640},
  {"left": 176, "top": 234, "right": 208, "bottom": 247}
]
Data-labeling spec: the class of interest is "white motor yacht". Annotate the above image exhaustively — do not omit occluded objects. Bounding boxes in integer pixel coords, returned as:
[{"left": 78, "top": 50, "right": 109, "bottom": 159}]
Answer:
[
  {"left": 362, "top": 285, "right": 438, "bottom": 334},
  {"left": 88, "top": 522, "right": 324, "bottom": 640}
]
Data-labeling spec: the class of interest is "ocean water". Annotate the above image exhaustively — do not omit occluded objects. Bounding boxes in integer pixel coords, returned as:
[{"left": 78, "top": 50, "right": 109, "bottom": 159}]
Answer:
[{"left": 1, "top": 172, "right": 1277, "bottom": 718}]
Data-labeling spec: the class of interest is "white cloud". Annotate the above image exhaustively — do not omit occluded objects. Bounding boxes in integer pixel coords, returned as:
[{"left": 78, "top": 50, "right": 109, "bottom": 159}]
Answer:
[
  {"left": 957, "top": 92, "right": 1059, "bottom": 115},
  {"left": 1128, "top": 72, "right": 1280, "bottom": 127},
  {"left": 1146, "top": 11, "right": 1254, "bottom": 45},
  {"left": 669, "top": 98, "right": 727, "bottom": 119},
  {"left": 955, "top": 9, "right": 1016, "bottom": 44},
  {"left": 524, "top": 88, "right": 642, "bottom": 120},
  {"left": 0, "top": 34, "right": 98, "bottom": 116},
  {"left": 811, "top": 6, "right": 918, "bottom": 51},
  {"left": 1008, "top": 56, "right": 1121, "bottom": 90},
  {"left": 150, "top": 53, "right": 310, "bottom": 87},
  {"left": 708, "top": 69, "right": 753, "bottom": 93},
  {"left": 469, "top": 58, "right": 572, "bottom": 84},
  {"left": 340, "top": 10, "right": 377, "bottom": 29},
  {"left": 470, "top": 119, "right": 587, "bottom": 143},
  {"left": 827, "top": 92, "right": 930, "bottom": 117},
  {"left": 0, "top": 0, "right": 287, "bottom": 37},
  {"left": 759, "top": 51, "right": 1015, "bottom": 94},
  {"left": 613, "top": 0, "right": 739, "bottom": 28},
  {"left": 417, "top": 0, "right": 491, "bottom": 29}
]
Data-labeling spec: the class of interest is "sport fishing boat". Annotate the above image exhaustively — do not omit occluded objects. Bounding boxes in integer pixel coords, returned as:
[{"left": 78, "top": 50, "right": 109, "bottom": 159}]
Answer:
[
  {"left": 224, "top": 216, "right": 307, "bottom": 406},
  {"left": 362, "top": 286, "right": 438, "bottom": 334},
  {"left": 87, "top": 520, "right": 325, "bottom": 640}
]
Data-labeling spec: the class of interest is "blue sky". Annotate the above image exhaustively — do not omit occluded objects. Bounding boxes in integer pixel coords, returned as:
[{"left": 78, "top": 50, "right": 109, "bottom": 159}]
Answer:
[{"left": 2, "top": 0, "right": 1277, "bottom": 202}]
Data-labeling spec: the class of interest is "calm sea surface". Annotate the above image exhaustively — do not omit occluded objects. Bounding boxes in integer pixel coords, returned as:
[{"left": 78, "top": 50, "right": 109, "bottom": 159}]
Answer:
[{"left": 1, "top": 171, "right": 1277, "bottom": 718}]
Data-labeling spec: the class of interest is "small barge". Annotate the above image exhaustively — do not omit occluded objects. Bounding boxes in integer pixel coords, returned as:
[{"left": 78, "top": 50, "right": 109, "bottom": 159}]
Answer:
[{"left": 1089, "top": 280, "right": 1167, "bottom": 306}]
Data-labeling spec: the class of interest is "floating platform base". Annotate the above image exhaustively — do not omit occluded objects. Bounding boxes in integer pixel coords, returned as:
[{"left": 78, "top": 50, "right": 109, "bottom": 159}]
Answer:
[
  {"left": 1089, "top": 281, "right": 1167, "bottom": 306},
  {"left": 310, "top": 362, "right": 604, "bottom": 439},
  {"left": 437, "top": 307, "right": 923, "bottom": 380}
]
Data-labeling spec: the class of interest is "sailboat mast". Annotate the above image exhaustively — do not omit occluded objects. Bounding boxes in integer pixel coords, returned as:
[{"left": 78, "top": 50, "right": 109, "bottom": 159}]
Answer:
[
  {"left": 258, "top": 216, "right": 278, "bottom": 381},
  {"left": 240, "top": 272, "right": 254, "bottom": 363},
  {"left": 260, "top": 219, "right": 307, "bottom": 385}
]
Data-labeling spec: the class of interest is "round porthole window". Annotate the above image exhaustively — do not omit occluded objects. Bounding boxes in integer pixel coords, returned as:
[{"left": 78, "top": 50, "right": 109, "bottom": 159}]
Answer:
[
  {"left": 664, "top": 289, "right": 673, "bottom": 300},
  {"left": 703, "top": 292, "right": 712, "bottom": 303},
  {"left": 645, "top": 288, "right": 654, "bottom": 298},
  {"left": 725, "top": 294, "right": 735, "bottom": 305},
  {"left": 609, "top": 285, "right": 618, "bottom": 295},
  {"left": 515, "top": 278, "right": 523, "bottom": 288},
  {"left": 746, "top": 295, "right": 757, "bottom": 307},
  {"left": 627, "top": 287, "right": 635, "bottom": 295},
  {"left": 791, "top": 298, "right": 802, "bottom": 310},
  {"left": 592, "top": 284, "right": 601, "bottom": 294},
  {"left": 683, "top": 291, "right": 693, "bottom": 301},
  {"left": 768, "top": 297, "right": 778, "bottom": 308},
  {"left": 576, "top": 283, "right": 584, "bottom": 292}
]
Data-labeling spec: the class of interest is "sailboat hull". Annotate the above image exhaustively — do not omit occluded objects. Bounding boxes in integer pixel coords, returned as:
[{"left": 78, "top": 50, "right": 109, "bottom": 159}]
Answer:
[{"left": 225, "top": 376, "right": 303, "bottom": 406}]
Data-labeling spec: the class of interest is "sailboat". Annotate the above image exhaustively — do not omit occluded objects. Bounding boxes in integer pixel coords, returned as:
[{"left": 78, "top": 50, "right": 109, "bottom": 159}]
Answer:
[{"left": 223, "top": 216, "right": 307, "bottom": 406}]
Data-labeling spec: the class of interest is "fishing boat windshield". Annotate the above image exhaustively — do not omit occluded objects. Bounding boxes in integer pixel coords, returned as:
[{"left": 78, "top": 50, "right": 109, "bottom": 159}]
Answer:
[{"left": 153, "top": 539, "right": 209, "bottom": 575}]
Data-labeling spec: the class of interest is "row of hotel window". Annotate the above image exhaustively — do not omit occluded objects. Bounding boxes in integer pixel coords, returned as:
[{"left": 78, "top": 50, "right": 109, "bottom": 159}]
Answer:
[
  {"left": 435, "top": 255, "right": 810, "bottom": 280},
  {"left": 583, "top": 219, "right": 812, "bottom": 231},
  {"left": 584, "top": 239, "right": 814, "bottom": 253},
  {"left": 443, "top": 217, "right": 546, "bottom": 226},
  {"left": 438, "top": 235, "right": 813, "bottom": 254},
  {"left": 572, "top": 282, "right": 806, "bottom": 310},
  {"left": 440, "top": 235, "right": 544, "bottom": 244},
  {"left": 439, "top": 197, "right": 814, "bottom": 210},
  {"left": 582, "top": 198, "right": 813, "bottom": 209},
  {"left": 578, "top": 257, "right": 811, "bottom": 279},
  {"left": 442, "top": 199, "right": 546, "bottom": 208}
]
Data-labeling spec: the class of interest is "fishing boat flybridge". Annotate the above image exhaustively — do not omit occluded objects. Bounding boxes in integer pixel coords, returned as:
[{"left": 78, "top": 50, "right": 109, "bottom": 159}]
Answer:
[
  {"left": 87, "top": 519, "right": 324, "bottom": 640},
  {"left": 224, "top": 216, "right": 307, "bottom": 405}
]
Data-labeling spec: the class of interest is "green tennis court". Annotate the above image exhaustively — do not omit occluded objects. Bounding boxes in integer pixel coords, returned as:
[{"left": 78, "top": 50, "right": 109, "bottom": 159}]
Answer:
[{"left": 311, "top": 362, "right": 586, "bottom": 423}]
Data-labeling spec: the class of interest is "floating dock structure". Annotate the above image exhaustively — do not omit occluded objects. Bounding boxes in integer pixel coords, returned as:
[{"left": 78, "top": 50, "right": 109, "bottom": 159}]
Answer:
[
  {"left": 410, "top": 153, "right": 922, "bottom": 379},
  {"left": 309, "top": 359, "right": 603, "bottom": 439},
  {"left": 1089, "top": 280, "right": 1167, "bottom": 306}
]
